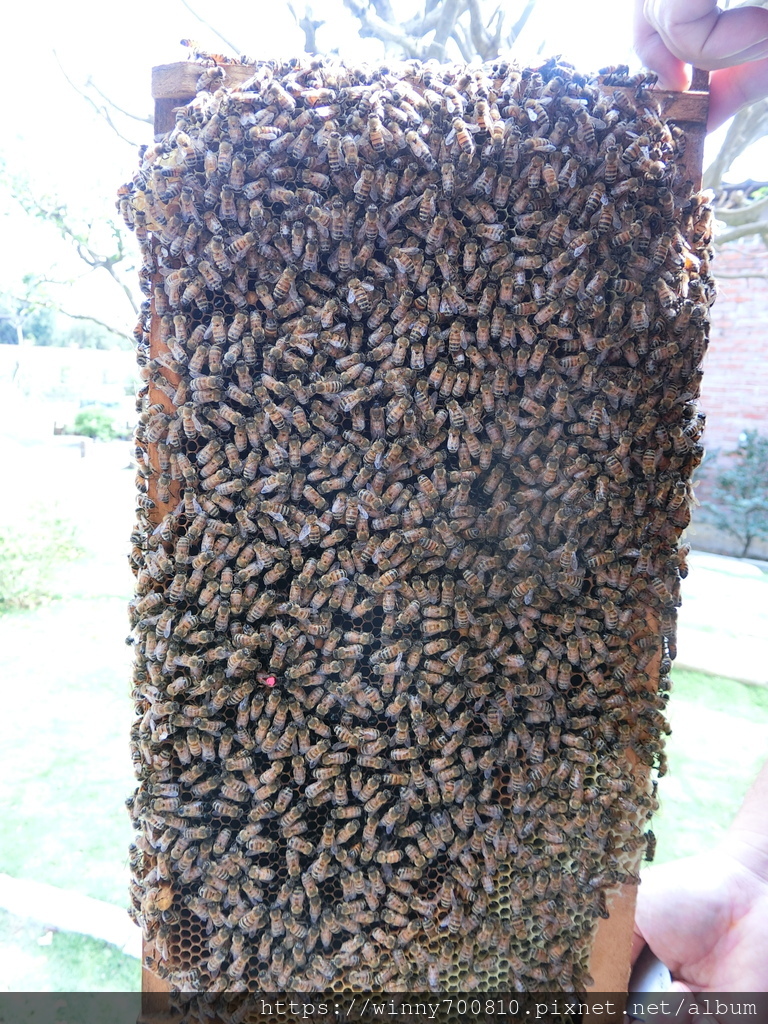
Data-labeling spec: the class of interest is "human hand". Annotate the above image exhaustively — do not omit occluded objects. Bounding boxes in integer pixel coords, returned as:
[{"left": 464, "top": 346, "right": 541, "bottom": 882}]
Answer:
[
  {"left": 632, "top": 841, "right": 768, "bottom": 991},
  {"left": 634, "top": 0, "right": 768, "bottom": 130}
]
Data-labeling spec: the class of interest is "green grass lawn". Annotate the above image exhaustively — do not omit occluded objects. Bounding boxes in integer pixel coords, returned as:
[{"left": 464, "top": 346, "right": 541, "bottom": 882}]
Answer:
[
  {"left": 651, "top": 668, "right": 768, "bottom": 866},
  {"left": 0, "top": 598, "right": 136, "bottom": 908},
  {"left": 0, "top": 443, "right": 137, "bottom": 910},
  {"left": 0, "top": 910, "right": 139, "bottom": 993},
  {"left": 0, "top": 994, "right": 141, "bottom": 1024}
]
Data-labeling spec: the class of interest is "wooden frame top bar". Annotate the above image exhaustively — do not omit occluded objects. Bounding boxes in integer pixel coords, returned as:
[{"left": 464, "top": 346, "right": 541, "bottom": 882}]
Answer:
[
  {"left": 151, "top": 61, "right": 709, "bottom": 188},
  {"left": 151, "top": 60, "right": 710, "bottom": 110}
]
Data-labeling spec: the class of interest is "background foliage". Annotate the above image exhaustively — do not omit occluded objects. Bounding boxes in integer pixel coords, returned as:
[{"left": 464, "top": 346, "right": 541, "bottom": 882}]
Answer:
[{"left": 700, "top": 430, "right": 768, "bottom": 557}]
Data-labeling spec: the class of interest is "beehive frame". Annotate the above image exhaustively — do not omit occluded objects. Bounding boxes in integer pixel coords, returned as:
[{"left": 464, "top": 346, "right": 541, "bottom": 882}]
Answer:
[{"left": 126, "top": 57, "right": 710, "bottom": 1015}]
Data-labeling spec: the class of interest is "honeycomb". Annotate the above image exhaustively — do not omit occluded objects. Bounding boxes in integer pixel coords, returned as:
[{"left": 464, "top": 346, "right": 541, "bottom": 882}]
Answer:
[{"left": 122, "top": 55, "right": 712, "bottom": 996}]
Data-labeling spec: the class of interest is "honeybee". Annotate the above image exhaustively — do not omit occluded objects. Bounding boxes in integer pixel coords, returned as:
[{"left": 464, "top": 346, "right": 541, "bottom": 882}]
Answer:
[{"left": 126, "top": 53, "right": 705, "bottom": 992}]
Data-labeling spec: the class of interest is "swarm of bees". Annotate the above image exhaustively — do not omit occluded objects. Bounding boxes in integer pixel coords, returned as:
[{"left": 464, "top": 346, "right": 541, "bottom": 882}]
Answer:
[{"left": 122, "top": 53, "right": 713, "bottom": 997}]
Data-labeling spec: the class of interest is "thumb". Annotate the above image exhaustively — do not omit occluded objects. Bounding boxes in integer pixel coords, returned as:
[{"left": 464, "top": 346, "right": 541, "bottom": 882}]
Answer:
[
  {"left": 708, "top": 58, "right": 768, "bottom": 130},
  {"left": 667, "top": 981, "right": 694, "bottom": 993}
]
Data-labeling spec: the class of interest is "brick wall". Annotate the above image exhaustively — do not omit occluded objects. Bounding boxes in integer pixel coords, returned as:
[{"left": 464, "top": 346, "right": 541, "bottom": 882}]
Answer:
[
  {"left": 685, "top": 236, "right": 768, "bottom": 558},
  {"left": 700, "top": 237, "right": 768, "bottom": 455}
]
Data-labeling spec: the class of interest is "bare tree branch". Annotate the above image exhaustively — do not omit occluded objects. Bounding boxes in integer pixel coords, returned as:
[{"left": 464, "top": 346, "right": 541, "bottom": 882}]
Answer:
[
  {"left": 339, "top": 0, "right": 532, "bottom": 63},
  {"left": 402, "top": 6, "right": 445, "bottom": 37},
  {"left": 97, "top": 261, "right": 140, "bottom": 317},
  {"left": 5, "top": 289, "right": 133, "bottom": 345},
  {"left": 489, "top": 7, "right": 505, "bottom": 52},
  {"left": 52, "top": 51, "right": 145, "bottom": 148},
  {"left": 287, "top": 3, "right": 325, "bottom": 53},
  {"left": 370, "top": 0, "right": 396, "bottom": 22},
  {"left": 506, "top": 0, "right": 536, "bottom": 46},
  {"left": 467, "top": 0, "right": 491, "bottom": 57},
  {"left": 13, "top": 188, "right": 140, "bottom": 317},
  {"left": 342, "top": 0, "right": 423, "bottom": 57},
  {"left": 57, "top": 309, "right": 134, "bottom": 343},
  {"left": 703, "top": 98, "right": 768, "bottom": 191},
  {"left": 715, "top": 179, "right": 768, "bottom": 203},
  {"left": 465, "top": 2, "right": 504, "bottom": 59},
  {"left": 715, "top": 191, "right": 768, "bottom": 224},
  {"left": 715, "top": 270, "right": 768, "bottom": 279},
  {"left": 450, "top": 24, "right": 474, "bottom": 62},
  {"left": 716, "top": 222, "right": 768, "bottom": 245},
  {"left": 86, "top": 79, "right": 153, "bottom": 125},
  {"left": 427, "top": 0, "right": 464, "bottom": 59},
  {"left": 0, "top": 282, "right": 51, "bottom": 345},
  {"left": 178, "top": 0, "right": 241, "bottom": 55}
]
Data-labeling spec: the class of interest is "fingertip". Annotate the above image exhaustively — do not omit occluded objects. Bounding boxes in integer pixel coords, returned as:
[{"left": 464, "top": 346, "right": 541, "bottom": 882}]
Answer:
[
  {"left": 707, "top": 60, "right": 768, "bottom": 131},
  {"left": 635, "top": 34, "right": 691, "bottom": 91},
  {"left": 654, "top": 63, "right": 692, "bottom": 92},
  {"left": 707, "top": 68, "right": 740, "bottom": 130},
  {"left": 667, "top": 981, "right": 694, "bottom": 994}
]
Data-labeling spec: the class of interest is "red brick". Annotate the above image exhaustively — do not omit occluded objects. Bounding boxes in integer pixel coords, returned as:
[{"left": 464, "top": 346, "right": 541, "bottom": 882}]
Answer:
[{"left": 698, "top": 237, "right": 768, "bottom": 452}]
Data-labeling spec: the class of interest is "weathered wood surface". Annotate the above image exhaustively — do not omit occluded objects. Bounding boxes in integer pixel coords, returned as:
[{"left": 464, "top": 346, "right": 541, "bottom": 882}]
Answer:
[{"left": 139, "top": 956, "right": 183, "bottom": 1024}]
